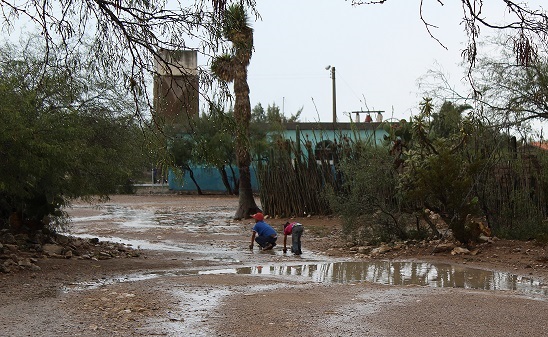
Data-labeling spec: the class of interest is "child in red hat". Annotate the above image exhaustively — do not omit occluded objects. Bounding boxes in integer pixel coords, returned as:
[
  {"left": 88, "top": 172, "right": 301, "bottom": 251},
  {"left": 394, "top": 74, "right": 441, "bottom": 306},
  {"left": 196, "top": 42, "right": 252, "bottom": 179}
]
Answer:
[{"left": 249, "top": 213, "right": 278, "bottom": 251}]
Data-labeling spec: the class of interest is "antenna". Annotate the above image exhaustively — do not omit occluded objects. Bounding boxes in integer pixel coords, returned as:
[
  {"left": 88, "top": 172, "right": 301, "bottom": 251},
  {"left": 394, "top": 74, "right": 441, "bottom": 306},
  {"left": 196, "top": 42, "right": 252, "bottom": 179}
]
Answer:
[
  {"left": 360, "top": 94, "right": 370, "bottom": 111},
  {"left": 311, "top": 97, "right": 321, "bottom": 122}
]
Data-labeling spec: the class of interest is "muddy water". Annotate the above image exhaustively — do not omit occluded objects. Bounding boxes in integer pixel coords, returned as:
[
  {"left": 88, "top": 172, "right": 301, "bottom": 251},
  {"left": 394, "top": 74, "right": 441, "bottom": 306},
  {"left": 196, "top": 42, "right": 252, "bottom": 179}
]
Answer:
[
  {"left": 69, "top": 204, "right": 237, "bottom": 233},
  {"left": 66, "top": 201, "right": 325, "bottom": 261},
  {"left": 64, "top": 260, "right": 548, "bottom": 297},
  {"left": 66, "top": 199, "right": 548, "bottom": 297},
  {"left": 199, "top": 261, "right": 548, "bottom": 296}
]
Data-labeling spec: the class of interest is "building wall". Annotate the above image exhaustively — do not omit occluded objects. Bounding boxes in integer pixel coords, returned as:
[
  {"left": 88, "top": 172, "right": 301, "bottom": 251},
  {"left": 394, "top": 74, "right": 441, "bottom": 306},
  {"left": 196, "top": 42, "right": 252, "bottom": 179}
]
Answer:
[
  {"left": 167, "top": 122, "right": 389, "bottom": 193},
  {"left": 153, "top": 49, "right": 199, "bottom": 125},
  {"left": 281, "top": 121, "right": 386, "bottom": 148},
  {"left": 168, "top": 166, "right": 258, "bottom": 193}
]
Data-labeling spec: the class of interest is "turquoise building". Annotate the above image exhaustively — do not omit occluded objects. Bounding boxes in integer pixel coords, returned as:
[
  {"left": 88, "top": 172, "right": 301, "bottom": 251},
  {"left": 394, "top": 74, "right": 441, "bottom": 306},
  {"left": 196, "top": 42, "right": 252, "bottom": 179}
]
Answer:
[{"left": 168, "top": 121, "right": 389, "bottom": 193}]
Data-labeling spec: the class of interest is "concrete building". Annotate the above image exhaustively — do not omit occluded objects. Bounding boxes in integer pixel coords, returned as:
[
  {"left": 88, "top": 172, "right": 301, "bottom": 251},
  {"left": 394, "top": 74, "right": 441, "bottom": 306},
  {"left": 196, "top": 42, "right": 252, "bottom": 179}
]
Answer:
[
  {"left": 153, "top": 49, "right": 199, "bottom": 125},
  {"left": 168, "top": 121, "right": 389, "bottom": 193}
]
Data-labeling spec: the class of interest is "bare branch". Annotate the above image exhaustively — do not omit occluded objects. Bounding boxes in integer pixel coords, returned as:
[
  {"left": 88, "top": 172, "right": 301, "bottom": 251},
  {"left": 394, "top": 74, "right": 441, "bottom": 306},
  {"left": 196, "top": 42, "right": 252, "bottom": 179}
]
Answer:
[
  {"left": 352, "top": 0, "right": 548, "bottom": 70},
  {"left": 419, "top": 0, "right": 447, "bottom": 50}
]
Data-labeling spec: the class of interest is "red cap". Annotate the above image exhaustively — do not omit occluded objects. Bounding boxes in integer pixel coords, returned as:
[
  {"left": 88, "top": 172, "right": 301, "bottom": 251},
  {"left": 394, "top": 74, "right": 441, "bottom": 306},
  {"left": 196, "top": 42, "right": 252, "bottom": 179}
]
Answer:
[{"left": 251, "top": 213, "right": 264, "bottom": 221}]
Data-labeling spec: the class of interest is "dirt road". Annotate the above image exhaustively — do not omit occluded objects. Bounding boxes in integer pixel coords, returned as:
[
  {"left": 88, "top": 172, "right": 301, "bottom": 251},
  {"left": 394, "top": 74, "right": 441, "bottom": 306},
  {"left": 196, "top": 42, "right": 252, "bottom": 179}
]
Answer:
[{"left": 1, "top": 194, "right": 547, "bottom": 337}]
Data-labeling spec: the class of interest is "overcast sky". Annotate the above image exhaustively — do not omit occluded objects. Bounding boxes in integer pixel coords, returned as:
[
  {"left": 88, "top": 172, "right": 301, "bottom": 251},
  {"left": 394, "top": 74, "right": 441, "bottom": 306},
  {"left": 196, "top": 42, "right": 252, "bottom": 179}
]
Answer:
[
  {"left": 5, "top": 0, "right": 546, "bottom": 129},
  {"left": 234, "top": 0, "right": 545, "bottom": 124}
]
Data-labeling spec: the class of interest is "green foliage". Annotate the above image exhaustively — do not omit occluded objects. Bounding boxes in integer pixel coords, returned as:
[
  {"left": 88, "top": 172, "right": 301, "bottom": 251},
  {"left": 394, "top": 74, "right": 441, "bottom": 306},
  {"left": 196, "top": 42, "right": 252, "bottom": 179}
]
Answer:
[
  {"left": 478, "top": 159, "right": 547, "bottom": 239},
  {"left": 254, "top": 96, "right": 547, "bottom": 245},
  {"left": 399, "top": 145, "right": 480, "bottom": 242},
  {"left": 0, "top": 37, "right": 149, "bottom": 227},
  {"left": 169, "top": 132, "right": 195, "bottom": 170},
  {"left": 534, "top": 223, "right": 548, "bottom": 246},
  {"left": 251, "top": 103, "right": 302, "bottom": 125},
  {"left": 400, "top": 98, "right": 548, "bottom": 242},
  {"left": 480, "top": 50, "right": 548, "bottom": 235},
  {"left": 167, "top": 104, "right": 239, "bottom": 194},
  {"left": 474, "top": 38, "right": 548, "bottom": 124},
  {"left": 465, "top": 119, "right": 548, "bottom": 240},
  {"left": 325, "top": 144, "right": 404, "bottom": 244},
  {"left": 169, "top": 102, "right": 303, "bottom": 195},
  {"left": 222, "top": 3, "right": 254, "bottom": 55},
  {"left": 378, "top": 98, "right": 485, "bottom": 242},
  {"left": 406, "top": 225, "right": 431, "bottom": 241},
  {"left": 249, "top": 104, "right": 270, "bottom": 162},
  {"left": 430, "top": 101, "right": 471, "bottom": 138},
  {"left": 498, "top": 218, "right": 548, "bottom": 242},
  {"left": 250, "top": 103, "right": 302, "bottom": 161},
  {"left": 210, "top": 54, "right": 235, "bottom": 82},
  {"left": 191, "top": 107, "right": 237, "bottom": 168}
]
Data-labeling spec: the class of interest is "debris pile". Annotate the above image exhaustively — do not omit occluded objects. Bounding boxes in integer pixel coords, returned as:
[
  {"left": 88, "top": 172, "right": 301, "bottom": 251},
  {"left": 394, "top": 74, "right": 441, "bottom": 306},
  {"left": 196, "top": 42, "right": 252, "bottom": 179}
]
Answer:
[{"left": 0, "top": 229, "right": 139, "bottom": 273}]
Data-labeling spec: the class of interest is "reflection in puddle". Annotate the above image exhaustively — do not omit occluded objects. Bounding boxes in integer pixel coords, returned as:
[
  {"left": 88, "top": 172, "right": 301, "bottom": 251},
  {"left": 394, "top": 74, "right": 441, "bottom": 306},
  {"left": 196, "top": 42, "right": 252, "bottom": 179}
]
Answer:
[
  {"left": 200, "top": 261, "right": 548, "bottom": 296},
  {"left": 66, "top": 202, "right": 548, "bottom": 299},
  {"left": 62, "top": 261, "right": 548, "bottom": 298}
]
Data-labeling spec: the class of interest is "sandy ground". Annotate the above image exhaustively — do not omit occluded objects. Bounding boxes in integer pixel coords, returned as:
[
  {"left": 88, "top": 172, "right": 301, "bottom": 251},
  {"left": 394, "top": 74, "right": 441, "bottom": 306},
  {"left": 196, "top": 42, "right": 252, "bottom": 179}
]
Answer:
[{"left": 1, "top": 194, "right": 548, "bottom": 337}]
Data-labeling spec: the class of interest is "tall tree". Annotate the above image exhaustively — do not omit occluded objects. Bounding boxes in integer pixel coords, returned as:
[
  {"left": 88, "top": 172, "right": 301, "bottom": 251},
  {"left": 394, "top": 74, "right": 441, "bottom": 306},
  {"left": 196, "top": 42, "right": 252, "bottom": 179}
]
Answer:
[
  {"left": 0, "top": 37, "right": 149, "bottom": 228},
  {"left": 423, "top": 35, "right": 548, "bottom": 131},
  {"left": 211, "top": 3, "right": 259, "bottom": 218},
  {"left": 0, "top": 0, "right": 257, "bottom": 121}
]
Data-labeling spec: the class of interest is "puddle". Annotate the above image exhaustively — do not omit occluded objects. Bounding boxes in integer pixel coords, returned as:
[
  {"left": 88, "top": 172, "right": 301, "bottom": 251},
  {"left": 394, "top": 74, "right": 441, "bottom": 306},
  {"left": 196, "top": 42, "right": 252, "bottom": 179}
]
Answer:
[
  {"left": 70, "top": 204, "right": 238, "bottom": 234},
  {"left": 68, "top": 233, "right": 241, "bottom": 264},
  {"left": 199, "top": 261, "right": 548, "bottom": 296},
  {"left": 65, "top": 201, "right": 548, "bottom": 298},
  {"left": 71, "top": 233, "right": 193, "bottom": 252},
  {"left": 66, "top": 203, "right": 327, "bottom": 261},
  {"left": 62, "top": 273, "right": 160, "bottom": 292},
  {"left": 62, "top": 260, "right": 548, "bottom": 298}
]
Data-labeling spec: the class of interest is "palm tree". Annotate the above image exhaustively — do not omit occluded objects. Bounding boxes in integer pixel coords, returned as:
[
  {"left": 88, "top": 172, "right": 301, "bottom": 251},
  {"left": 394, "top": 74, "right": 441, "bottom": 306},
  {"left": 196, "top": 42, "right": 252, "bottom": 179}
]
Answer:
[{"left": 211, "top": 3, "right": 260, "bottom": 219}]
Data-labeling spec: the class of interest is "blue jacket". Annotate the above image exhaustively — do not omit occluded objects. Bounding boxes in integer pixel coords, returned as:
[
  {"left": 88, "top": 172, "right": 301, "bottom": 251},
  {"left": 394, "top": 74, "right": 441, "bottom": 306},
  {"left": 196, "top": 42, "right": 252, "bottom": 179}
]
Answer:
[{"left": 252, "top": 221, "right": 277, "bottom": 237}]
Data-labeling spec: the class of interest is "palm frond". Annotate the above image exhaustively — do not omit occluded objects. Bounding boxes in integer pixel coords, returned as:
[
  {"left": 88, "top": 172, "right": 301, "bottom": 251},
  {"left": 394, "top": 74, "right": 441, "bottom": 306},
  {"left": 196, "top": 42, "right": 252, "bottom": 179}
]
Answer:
[{"left": 211, "top": 54, "right": 236, "bottom": 82}]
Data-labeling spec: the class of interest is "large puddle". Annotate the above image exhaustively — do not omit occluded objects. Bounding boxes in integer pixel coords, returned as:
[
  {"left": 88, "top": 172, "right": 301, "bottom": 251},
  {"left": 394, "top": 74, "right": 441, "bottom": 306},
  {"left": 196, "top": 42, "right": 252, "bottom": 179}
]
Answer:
[
  {"left": 65, "top": 200, "right": 548, "bottom": 298},
  {"left": 64, "top": 260, "right": 548, "bottom": 297},
  {"left": 199, "top": 261, "right": 548, "bottom": 296},
  {"left": 69, "top": 204, "right": 238, "bottom": 234}
]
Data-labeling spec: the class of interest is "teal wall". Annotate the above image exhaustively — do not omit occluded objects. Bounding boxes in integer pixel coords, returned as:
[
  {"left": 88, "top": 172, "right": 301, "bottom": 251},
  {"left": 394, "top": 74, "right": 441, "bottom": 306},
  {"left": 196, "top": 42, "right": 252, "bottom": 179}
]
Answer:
[
  {"left": 281, "top": 123, "right": 385, "bottom": 147},
  {"left": 168, "top": 122, "right": 388, "bottom": 192},
  {"left": 168, "top": 166, "right": 258, "bottom": 192}
]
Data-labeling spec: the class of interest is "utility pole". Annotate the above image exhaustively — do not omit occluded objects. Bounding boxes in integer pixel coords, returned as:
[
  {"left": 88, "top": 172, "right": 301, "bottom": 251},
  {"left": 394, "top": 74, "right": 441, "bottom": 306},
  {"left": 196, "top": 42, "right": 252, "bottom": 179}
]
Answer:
[
  {"left": 331, "top": 66, "right": 336, "bottom": 124},
  {"left": 326, "top": 65, "right": 337, "bottom": 124}
]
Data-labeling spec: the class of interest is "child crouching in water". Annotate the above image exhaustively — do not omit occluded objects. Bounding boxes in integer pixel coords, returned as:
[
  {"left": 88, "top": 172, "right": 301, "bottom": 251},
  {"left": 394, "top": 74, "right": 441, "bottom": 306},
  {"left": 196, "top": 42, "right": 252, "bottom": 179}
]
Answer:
[{"left": 283, "top": 222, "right": 304, "bottom": 255}]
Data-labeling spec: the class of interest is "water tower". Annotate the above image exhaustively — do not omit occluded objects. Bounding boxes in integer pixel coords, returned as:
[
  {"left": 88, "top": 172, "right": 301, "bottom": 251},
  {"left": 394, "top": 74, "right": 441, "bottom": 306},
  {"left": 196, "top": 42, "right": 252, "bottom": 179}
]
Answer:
[{"left": 153, "top": 49, "right": 199, "bottom": 126}]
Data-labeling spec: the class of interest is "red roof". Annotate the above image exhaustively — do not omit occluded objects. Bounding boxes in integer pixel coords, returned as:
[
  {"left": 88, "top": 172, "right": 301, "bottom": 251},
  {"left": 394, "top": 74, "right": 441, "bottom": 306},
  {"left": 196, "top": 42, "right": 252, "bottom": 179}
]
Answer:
[{"left": 530, "top": 142, "right": 548, "bottom": 150}]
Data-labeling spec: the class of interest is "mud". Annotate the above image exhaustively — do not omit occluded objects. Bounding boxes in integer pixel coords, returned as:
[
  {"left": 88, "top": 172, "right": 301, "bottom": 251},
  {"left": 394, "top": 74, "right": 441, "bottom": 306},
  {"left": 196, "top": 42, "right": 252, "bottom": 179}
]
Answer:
[{"left": 1, "top": 194, "right": 547, "bottom": 337}]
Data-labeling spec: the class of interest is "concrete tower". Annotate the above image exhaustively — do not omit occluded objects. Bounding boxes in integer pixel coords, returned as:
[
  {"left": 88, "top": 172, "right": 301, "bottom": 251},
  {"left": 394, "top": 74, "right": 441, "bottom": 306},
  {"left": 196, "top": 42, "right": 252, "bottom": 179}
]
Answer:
[{"left": 153, "top": 49, "right": 199, "bottom": 126}]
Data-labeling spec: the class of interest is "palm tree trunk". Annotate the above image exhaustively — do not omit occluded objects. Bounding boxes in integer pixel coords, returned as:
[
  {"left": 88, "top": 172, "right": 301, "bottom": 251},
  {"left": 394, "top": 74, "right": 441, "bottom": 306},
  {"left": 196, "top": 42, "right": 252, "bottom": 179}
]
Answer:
[{"left": 233, "top": 65, "right": 258, "bottom": 219}]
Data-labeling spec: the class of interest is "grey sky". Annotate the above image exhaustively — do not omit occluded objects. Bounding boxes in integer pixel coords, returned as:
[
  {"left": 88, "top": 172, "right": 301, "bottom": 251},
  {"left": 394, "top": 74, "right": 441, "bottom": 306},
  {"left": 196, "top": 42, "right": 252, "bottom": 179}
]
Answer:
[
  {"left": 244, "top": 0, "right": 545, "bottom": 124},
  {"left": 4, "top": 0, "right": 545, "bottom": 131}
]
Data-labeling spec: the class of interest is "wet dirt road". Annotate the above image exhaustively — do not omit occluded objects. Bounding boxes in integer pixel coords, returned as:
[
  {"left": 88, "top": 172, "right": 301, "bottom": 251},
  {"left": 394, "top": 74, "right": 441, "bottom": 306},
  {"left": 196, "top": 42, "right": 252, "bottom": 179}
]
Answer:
[{"left": 4, "top": 194, "right": 547, "bottom": 337}]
